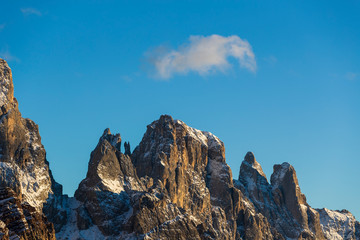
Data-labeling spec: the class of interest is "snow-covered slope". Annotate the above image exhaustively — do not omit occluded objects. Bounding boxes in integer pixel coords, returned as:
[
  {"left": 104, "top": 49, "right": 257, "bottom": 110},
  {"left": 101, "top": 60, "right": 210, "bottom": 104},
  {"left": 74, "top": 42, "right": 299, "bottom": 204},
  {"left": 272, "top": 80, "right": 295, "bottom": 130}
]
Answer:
[{"left": 317, "top": 208, "right": 360, "bottom": 240}]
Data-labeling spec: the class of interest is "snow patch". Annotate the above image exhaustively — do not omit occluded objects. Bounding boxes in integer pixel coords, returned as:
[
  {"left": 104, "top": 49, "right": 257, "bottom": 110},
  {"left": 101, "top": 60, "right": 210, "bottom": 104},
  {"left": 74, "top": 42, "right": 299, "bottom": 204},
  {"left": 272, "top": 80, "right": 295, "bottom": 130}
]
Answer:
[
  {"left": 176, "top": 120, "right": 208, "bottom": 146},
  {"left": 57, "top": 198, "right": 107, "bottom": 240},
  {"left": 99, "top": 175, "right": 124, "bottom": 194},
  {"left": 318, "top": 208, "right": 359, "bottom": 240},
  {"left": 0, "top": 162, "right": 52, "bottom": 210},
  {"left": 0, "top": 72, "right": 11, "bottom": 107},
  {"left": 175, "top": 120, "right": 223, "bottom": 153}
]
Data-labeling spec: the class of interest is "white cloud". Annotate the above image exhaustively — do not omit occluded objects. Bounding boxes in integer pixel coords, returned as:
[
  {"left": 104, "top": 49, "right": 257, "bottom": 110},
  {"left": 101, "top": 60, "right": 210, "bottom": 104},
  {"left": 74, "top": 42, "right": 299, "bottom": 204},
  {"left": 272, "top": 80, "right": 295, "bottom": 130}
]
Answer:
[
  {"left": 147, "top": 34, "right": 256, "bottom": 79},
  {"left": 21, "top": 8, "right": 42, "bottom": 16}
]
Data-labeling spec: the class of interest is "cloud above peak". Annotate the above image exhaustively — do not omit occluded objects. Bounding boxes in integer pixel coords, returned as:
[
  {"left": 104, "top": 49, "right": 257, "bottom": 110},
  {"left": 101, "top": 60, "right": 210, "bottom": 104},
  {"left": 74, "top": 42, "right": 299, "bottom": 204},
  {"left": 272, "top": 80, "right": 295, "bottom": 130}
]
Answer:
[{"left": 147, "top": 34, "right": 256, "bottom": 79}]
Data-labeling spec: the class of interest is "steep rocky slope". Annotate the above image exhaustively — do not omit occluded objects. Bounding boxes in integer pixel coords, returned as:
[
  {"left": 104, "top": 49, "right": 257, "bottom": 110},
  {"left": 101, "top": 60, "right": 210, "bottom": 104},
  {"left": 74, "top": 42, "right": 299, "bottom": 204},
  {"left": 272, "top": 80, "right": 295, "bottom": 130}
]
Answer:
[
  {"left": 236, "top": 152, "right": 324, "bottom": 239},
  {"left": 0, "top": 187, "right": 55, "bottom": 240},
  {"left": 0, "top": 58, "right": 358, "bottom": 239},
  {"left": 0, "top": 59, "right": 56, "bottom": 239}
]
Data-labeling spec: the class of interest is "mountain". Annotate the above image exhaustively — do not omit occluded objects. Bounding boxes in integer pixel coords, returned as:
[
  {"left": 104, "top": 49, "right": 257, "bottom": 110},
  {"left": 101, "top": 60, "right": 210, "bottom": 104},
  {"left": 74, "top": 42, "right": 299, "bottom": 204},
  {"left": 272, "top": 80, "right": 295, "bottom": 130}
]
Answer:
[
  {"left": 0, "top": 58, "right": 358, "bottom": 239},
  {"left": 0, "top": 59, "right": 56, "bottom": 239}
]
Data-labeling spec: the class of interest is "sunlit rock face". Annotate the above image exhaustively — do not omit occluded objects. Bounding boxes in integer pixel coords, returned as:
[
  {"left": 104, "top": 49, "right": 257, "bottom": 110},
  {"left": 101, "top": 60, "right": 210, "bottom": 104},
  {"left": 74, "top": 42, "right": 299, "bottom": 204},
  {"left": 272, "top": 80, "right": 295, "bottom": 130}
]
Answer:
[
  {"left": 0, "top": 58, "right": 56, "bottom": 239},
  {"left": 0, "top": 58, "right": 358, "bottom": 240},
  {"left": 54, "top": 115, "right": 277, "bottom": 239}
]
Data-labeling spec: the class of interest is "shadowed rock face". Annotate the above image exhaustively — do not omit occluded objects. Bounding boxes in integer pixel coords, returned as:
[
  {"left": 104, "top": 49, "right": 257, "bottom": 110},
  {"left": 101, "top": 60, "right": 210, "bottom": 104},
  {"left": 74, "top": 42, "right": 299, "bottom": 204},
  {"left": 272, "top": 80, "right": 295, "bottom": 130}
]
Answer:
[
  {"left": 238, "top": 152, "right": 325, "bottom": 239},
  {"left": 0, "top": 187, "right": 56, "bottom": 240},
  {"left": 0, "top": 58, "right": 358, "bottom": 239},
  {"left": 73, "top": 128, "right": 144, "bottom": 236}
]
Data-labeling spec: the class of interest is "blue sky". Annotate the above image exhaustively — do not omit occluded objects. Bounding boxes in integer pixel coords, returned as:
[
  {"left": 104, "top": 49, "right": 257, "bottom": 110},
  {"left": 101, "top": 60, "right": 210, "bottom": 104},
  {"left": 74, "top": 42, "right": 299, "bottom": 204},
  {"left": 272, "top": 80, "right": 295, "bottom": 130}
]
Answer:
[{"left": 1, "top": 1, "right": 359, "bottom": 218}]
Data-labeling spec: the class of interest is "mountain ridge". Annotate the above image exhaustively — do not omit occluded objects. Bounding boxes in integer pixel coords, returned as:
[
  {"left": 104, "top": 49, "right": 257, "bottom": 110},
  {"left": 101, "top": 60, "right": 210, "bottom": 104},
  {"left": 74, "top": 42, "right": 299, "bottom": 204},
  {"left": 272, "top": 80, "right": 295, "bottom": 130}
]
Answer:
[{"left": 0, "top": 58, "right": 358, "bottom": 239}]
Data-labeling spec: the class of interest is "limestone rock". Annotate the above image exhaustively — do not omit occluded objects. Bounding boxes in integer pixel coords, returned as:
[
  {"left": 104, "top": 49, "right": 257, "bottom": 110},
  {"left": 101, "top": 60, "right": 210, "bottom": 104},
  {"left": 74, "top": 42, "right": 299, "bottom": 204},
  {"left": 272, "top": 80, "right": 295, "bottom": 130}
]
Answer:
[
  {"left": 0, "top": 59, "right": 53, "bottom": 211},
  {"left": 238, "top": 152, "right": 325, "bottom": 239},
  {"left": 0, "top": 187, "right": 56, "bottom": 240}
]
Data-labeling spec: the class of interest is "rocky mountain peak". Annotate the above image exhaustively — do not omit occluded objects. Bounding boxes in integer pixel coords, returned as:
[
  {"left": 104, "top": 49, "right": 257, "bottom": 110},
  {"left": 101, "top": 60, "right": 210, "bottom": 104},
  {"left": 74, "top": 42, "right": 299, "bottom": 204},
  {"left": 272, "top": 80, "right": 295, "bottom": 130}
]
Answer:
[
  {"left": 269, "top": 162, "right": 324, "bottom": 239},
  {"left": 240, "top": 151, "right": 267, "bottom": 180},
  {"left": 244, "top": 151, "right": 255, "bottom": 163},
  {"left": 270, "top": 162, "right": 306, "bottom": 204},
  {"left": 99, "top": 128, "right": 121, "bottom": 151},
  {"left": 0, "top": 59, "right": 52, "bottom": 210},
  {"left": 0, "top": 58, "right": 55, "bottom": 239},
  {"left": 238, "top": 154, "right": 326, "bottom": 239},
  {"left": 77, "top": 128, "right": 127, "bottom": 195}
]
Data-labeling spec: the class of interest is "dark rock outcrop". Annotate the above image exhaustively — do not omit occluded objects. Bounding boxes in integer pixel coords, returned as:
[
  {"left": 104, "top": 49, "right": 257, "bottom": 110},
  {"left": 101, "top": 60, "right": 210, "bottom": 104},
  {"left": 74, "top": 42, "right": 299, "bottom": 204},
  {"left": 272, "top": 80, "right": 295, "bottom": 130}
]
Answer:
[
  {"left": 124, "top": 141, "right": 131, "bottom": 156},
  {"left": 0, "top": 187, "right": 56, "bottom": 240}
]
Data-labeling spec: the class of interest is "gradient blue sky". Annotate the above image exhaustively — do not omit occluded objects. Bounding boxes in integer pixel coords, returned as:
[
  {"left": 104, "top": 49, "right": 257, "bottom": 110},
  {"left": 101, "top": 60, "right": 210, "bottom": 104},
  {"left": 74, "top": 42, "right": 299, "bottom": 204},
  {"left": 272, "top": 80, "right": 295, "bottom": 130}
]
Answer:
[{"left": 1, "top": 1, "right": 359, "bottom": 218}]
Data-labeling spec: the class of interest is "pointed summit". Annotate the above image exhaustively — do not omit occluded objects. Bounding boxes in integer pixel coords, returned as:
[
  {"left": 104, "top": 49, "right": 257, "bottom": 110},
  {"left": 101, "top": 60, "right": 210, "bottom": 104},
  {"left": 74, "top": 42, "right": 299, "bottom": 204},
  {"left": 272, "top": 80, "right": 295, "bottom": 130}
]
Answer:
[
  {"left": 73, "top": 129, "right": 143, "bottom": 235},
  {"left": 270, "top": 162, "right": 306, "bottom": 205},
  {"left": 99, "top": 128, "right": 121, "bottom": 151},
  {"left": 76, "top": 128, "right": 139, "bottom": 196},
  {"left": 241, "top": 151, "right": 267, "bottom": 179},
  {"left": 269, "top": 162, "right": 324, "bottom": 239},
  {"left": 238, "top": 152, "right": 268, "bottom": 195}
]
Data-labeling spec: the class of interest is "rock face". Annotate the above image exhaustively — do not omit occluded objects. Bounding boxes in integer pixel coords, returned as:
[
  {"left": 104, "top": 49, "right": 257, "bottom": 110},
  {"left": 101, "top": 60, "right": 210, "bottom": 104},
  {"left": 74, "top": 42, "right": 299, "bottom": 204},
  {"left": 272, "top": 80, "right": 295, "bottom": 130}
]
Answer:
[
  {"left": 0, "top": 59, "right": 56, "bottom": 238},
  {"left": 237, "top": 152, "right": 324, "bottom": 239},
  {"left": 0, "top": 59, "right": 53, "bottom": 210},
  {"left": 0, "top": 58, "right": 358, "bottom": 240},
  {"left": 0, "top": 187, "right": 56, "bottom": 240}
]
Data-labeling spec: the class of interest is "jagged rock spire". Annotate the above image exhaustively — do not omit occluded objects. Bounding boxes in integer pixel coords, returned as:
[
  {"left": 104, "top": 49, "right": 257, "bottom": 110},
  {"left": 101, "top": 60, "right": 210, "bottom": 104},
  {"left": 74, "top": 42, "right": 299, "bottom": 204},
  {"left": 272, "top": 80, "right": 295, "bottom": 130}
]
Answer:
[
  {"left": 124, "top": 141, "right": 131, "bottom": 155},
  {"left": 239, "top": 151, "right": 267, "bottom": 183},
  {"left": 238, "top": 151, "right": 325, "bottom": 239}
]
